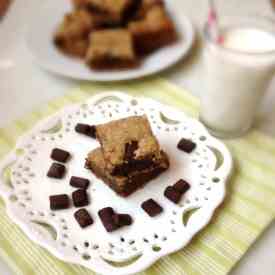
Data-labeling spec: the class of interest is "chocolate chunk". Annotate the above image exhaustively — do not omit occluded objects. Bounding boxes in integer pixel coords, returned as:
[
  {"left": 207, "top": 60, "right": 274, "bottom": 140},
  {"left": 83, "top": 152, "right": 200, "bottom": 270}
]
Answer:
[
  {"left": 173, "top": 179, "right": 190, "bottom": 194},
  {"left": 75, "top": 123, "right": 96, "bottom": 138},
  {"left": 72, "top": 189, "right": 89, "bottom": 207},
  {"left": 70, "top": 176, "right": 90, "bottom": 189},
  {"left": 164, "top": 186, "right": 182, "bottom": 204},
  {"left": 113, "top": 214, "right": 133, "bottom": 226},
  {"left": 177, "top": 138, "right": 196, "bottom": 153},
  {"left": 50, "top": 194, "right": 70, "bottom": 210},
  {"left": 124, "top": 141, "right": 138, "bottom": 161},
  {"left": 74, "top": 208, "right": 94, "bottom": 228},
  {"left": 98, "top": 207, "right": 114, "bottom": 219},
  {"left": 141, "top": 199, "right": 163, "bottom": 217},
  {"left": 50, "top": 148, "right": 70, "bottom": 163},
  {"left": 47, "top": 163, "right": 66, "bottom": 179},
  {"left": 98, "top": 207, "right": 118, "bottom": 232},
  {"left": 75, "top": 123, "right": 90, "bottom": 134},
  {"left": 111, "top": 158, "right": 154, "bottom": 176},
  {"left": 88, "top": 125, "right": 96, "bottom": 138}
]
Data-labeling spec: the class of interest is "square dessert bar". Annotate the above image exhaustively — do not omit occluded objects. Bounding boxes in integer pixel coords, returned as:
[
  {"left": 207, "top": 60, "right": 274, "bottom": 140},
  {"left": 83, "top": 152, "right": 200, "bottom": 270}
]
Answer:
[
  {"left": 133, "top": 0, "right": 164, "bottom": 20},
  {"left": 54, "top": 9, "right": 109, "bottom": 57},
  {"left": 86, "top": 29, "right": 137, "bottom": 69},
  {"left": 129, "top": 6, "right": 177, "bottom": 54},
  {"left": 72, "top": 0, "right": 140, "bottom": 24},
  {"left": 95, "top": 115, "right": 162, "bottom": 176},
  {"left": 86, "top": 148, "right": 169, "bottom": 197},
  {"left": 54, "top": 9, "right": 94, "bottom": 57},
  {"left": 72, "top": 0, "right": 91, "bottom": 8}
]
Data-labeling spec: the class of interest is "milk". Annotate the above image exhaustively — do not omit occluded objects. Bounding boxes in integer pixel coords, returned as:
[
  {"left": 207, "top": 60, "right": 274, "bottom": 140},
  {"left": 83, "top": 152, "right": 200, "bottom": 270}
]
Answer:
[
  {"left": 222, "top": 28, "right": 275, "bottom": 52},
  {"left": 200, "top": 27, "right": 275, "bottom": 137}
]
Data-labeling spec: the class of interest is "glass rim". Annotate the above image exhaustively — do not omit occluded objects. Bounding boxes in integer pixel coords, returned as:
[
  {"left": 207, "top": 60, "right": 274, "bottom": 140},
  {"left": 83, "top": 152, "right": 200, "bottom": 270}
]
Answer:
[{"left": 203, "top": 15, "right": 275, "bottom": 56}]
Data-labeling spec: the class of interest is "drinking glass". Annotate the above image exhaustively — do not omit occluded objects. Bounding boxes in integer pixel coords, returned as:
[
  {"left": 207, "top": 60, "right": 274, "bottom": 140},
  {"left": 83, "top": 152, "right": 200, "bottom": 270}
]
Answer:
[{"left": 200, "top": 16, "right": 275, "bottom": 138}]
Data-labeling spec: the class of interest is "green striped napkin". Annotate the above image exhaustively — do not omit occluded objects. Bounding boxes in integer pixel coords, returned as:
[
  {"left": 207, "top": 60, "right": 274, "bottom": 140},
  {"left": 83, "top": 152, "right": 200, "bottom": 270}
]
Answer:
[{"left": 0, "top": 78, "right": 274, "bottom": 275}]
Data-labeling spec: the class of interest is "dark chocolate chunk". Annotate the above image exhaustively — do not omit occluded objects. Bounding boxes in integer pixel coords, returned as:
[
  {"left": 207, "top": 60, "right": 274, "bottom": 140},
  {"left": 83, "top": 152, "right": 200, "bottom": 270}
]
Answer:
[
  {"left": 72, "top": 189, "right": 89, "bottom": 207},
  {"left": 124, "top": 141, "right": 138, "bottom": 161},
  {"left": 177, "top": 138, "right": 196, "bottom": 153},
  {"left": 113, "top": 214, "right": 133, "bottom": 226},
  {"left": 98, "top": 207, "right": 119, "bottom": 232},
  {"left": 88, "top": 125, "right": 96, "bottom": 138},
  {"left": 50, "top": 148, "right": 70, "bottom": 163},
  {"left": 70, "top": 176, "right": 90, "bottom": 189},
  {"left": 164, "top": 186, "right": 182, "bottom": 204},
  {"left": 111, "top": 158, "right": 154, "bottom": 176},
  {"left": 98, "top": 207, "right": 114, "bottom": 219},
  {"left": 75, "top": 123, "right": 96, "bottom": 138},
  {"left": 74, "top": 208, "right": 94, "bottom": 228},
  {"left": 75, "top": 123, "right": 90, "bottom": 134},
  {"left": 47, "top": 163, "right": 66, "bottom": 179},
  {"left": 50, "top": 194, "right": 70, "bottom": 210},
  {"left": 173, "top": 179, "right": 190, "bottom": 194},
  {"left": 141, "top": 199, "right": 163, "bottom": 217}
]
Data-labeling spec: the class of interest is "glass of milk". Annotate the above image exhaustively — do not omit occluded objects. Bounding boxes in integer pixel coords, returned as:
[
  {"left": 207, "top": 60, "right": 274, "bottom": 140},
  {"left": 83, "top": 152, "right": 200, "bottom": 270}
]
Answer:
[{"left": 200, "top": 16, "right": 275, "bottom": 138}]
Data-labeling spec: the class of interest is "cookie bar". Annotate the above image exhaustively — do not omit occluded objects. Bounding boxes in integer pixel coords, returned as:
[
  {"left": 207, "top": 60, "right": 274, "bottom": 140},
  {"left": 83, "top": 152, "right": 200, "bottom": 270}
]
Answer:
[
  {"left": 72, "top": 0, "right": 140, "bottom": 24},
  {"left": 133, "top": 0, "right": 163, "bottom": 20},
  {"left": 86, "top": 29, "right": 137, "bottom": 69},
  {"left": 72, "top": 0, "right": 91, "bottom": 8},
  {"left": 86, "top": 148, "right": 169, "bottom": 197},
  {"left": 54, "top": 9, "right": 108, "bottom": 57},
  {"left": 95, "top": 115, "right": 162, "bottom": 176},
  {"left": 129, "top": 6, "right": 177, "bottom": 54}
]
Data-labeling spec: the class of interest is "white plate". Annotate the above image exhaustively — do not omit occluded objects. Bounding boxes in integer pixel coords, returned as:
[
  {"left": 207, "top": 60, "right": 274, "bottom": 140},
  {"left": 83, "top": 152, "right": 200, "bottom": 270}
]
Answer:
[
  {"left": 0, "top": 93, "right": 232, "bottom": 275},
  {"left": 25, "top": 0, "right": 195, "bottom": 81}
]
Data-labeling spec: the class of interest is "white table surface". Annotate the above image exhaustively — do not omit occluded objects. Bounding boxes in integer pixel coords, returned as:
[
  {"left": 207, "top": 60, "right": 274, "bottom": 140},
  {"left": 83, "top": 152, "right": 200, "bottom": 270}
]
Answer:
[{"left": 0, "top": 0, "right": 275, "bottom": 274}]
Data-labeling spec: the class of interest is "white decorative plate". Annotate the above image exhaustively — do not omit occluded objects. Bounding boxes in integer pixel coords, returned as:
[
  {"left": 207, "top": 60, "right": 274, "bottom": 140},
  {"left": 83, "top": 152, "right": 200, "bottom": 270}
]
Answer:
[
  {"left": 25, "top": 0, "right": 195, "bottom": 81},
  {"left": 0, "top": 92, "right": 232, "bottom": 275}
]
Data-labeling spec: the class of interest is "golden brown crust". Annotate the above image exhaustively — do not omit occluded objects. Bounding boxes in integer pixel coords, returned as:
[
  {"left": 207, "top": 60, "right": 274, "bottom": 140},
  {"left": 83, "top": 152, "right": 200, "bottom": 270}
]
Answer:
[
  {"left": 87, "top": 148, "right": 169, "bottom": 196},
  {"left": 95, "top": 115, "right": 161, "bottom": 174},
  {"left": 72, "top": 0, "right": 90, "bottom": 9},
  {"left": 54, "top": 9, "right": 96, "bottom": 57},
  {"left": 72, "top": 0, "right": 139, "bottom": 24},
  {"left": 133, "top": 0, "right": 163, "bottom": 19},
  {"left": 55, "top": 0, "right": 177, "bottom": 68},
  {"left": 85, "top": 29, "right": 137, "bottom": 69},
  {"left": 129, "top": 6, "right": 177, "bottom": 54}
]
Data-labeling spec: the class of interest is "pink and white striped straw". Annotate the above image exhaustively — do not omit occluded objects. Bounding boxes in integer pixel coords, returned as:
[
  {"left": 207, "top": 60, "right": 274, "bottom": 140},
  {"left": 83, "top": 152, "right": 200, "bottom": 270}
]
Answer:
[{"left": 207, "top": 0, "right": 224, "bottom": 44}]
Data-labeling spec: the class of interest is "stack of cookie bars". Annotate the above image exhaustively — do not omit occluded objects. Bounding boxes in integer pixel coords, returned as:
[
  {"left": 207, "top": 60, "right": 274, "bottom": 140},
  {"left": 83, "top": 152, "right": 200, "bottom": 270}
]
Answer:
[
  {"left": 86, "top": 116, "right": 169, "bottom": 196},
  {"left": 54, "top": 0, "right": 177, "bottom": 69}
]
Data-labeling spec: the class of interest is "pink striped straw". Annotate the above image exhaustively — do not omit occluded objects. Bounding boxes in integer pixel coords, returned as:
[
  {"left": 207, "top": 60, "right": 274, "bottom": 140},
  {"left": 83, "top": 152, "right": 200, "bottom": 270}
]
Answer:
[{"left": 207, "top": 0, "right": 224, "bottom": 44}]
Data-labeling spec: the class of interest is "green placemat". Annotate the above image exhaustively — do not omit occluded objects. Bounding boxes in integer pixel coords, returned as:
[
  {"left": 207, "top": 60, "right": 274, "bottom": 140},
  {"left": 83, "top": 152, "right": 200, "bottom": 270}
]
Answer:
[{"left": 0, "top": 78, "right": 275, "bottom": 275}]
